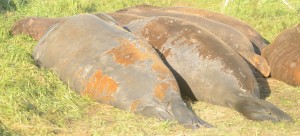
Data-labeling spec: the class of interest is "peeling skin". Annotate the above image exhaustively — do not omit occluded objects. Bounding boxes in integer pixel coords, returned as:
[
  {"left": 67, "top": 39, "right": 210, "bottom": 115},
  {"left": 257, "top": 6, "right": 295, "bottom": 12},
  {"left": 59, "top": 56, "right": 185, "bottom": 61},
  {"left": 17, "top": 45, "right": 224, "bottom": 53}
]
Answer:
[
  {"left": 83, "top": 70, "right": 118, "bottom": 104},
  {"left": 130, "top": 100, "right": 141, "bottom": 112},
  {"left": 262, "top": 24, "right": 300, "bottom": 86},
  {"left": 107, "top": 39, "right": 149, "bottom": 66},
  {"left": 154, "top": 82, "right": 171, "bottom": 100}
]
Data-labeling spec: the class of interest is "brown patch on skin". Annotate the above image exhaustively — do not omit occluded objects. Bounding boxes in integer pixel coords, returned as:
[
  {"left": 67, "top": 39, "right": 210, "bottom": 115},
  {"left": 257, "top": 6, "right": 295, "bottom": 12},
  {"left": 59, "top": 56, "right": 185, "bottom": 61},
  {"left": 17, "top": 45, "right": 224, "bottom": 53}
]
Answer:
[
  {"left": 82, "top": 70, "right": 118, "bottom": 104},
  {"left": 152, "top": 62, "right": 172, "bottom": 78},
  {"left": 154, "top": 82, "right": 170, "bottom": 100},
  {"left": 108, "top": 38, "right": 179, "bottom": 93},
  {"left": 107, "top": 39, "right": 148, "bottom": 66},
  {"left": 107, "top": 38, "right": 172, "bottom": 78},
  {"left": 130, "top": 100, "right": 141, "bottom": 112},
  {"left": 140, "top": 22, "right": 170, "bottom": 57}
]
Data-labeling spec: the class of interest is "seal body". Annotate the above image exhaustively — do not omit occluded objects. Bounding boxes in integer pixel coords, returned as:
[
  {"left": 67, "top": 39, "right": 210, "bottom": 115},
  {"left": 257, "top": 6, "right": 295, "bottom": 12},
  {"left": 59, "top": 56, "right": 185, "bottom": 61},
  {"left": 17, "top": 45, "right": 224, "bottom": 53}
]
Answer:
[
  {"left": 262, "top": 24, "right": 300, "bottom": 86},
  {"left": 116, "top": 6, "right": 270, "bottom": 77},
  {"left": 125, "top": 16, "right": 292, "bottom": 122},
  {"left": 33, "top": 14, "right": 210, "bottom": 128},
  {"left": 128, "top": 5, "right": 268, "bottom": 53}
]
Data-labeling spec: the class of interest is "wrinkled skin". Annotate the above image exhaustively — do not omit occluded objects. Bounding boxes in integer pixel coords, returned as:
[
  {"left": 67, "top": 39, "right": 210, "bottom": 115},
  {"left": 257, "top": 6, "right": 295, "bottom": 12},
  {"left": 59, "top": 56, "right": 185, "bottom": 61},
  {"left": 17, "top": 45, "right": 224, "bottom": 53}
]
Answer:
[
  {"left": 32, "top": 14, "right": 212, "bottom": 129},
  {"left": 262, "top": 24, "right": 300, "bottom": 86},
  {"left": 125, "top": 16, "right": 292, "bottom": 122},
  {"left": 116, "top": 5, "right": 270, "bottom": 77}
]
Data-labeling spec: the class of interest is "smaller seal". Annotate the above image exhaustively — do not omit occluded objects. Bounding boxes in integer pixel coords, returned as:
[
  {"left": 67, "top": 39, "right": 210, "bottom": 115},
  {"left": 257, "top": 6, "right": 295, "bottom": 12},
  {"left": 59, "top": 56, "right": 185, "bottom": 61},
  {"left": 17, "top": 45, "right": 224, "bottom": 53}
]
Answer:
[{"left": 262, "top": 24, "right": 300, "bottom": 86}]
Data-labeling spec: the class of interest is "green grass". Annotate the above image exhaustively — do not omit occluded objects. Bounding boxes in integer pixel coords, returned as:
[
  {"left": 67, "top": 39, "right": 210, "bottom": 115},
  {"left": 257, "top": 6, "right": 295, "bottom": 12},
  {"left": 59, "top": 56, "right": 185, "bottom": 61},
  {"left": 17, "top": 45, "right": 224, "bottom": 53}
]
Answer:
[{"left": 1, "top": 0, "right": 300, "bottom": 135}]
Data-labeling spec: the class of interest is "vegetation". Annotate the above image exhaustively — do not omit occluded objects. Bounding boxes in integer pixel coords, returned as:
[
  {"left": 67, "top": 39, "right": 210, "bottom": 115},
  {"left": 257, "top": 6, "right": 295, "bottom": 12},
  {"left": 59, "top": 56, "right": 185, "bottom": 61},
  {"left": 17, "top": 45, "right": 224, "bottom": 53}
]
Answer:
[{"left": 0, "top": 0, "right": 299, "bottom": 135}]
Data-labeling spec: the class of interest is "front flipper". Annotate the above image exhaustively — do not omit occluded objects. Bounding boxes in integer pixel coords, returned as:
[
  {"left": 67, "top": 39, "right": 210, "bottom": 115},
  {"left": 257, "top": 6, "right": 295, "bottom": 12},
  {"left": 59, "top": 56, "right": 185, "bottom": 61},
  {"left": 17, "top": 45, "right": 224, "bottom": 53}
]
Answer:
[{"left": 136, "top": 98, "right": 213, "bottom": 129}]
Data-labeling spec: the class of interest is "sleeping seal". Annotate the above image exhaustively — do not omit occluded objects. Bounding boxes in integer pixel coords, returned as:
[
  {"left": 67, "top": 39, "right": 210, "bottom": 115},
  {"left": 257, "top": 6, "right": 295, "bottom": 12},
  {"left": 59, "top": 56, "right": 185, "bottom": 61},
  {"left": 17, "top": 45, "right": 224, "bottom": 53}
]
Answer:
[
  {"left": 32, "top": 14, "right": 211, "bottom": 128},
  {"left": 124, "top": 16, "right": 292, "bottom": 122},
  {"left": 119, "top": 5, "right": 268, "bottom": 54},
  {"left": 262, "top": 24, "right": 300, "bottom": 86},
  {"left": 116, "top": 6, "right": 270, "bottom": 77}
]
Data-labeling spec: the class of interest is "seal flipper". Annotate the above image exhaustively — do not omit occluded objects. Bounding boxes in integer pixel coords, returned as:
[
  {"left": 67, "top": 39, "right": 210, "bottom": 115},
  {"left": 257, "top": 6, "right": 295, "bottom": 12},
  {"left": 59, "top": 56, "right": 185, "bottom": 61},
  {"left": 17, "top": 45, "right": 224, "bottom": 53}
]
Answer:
[
  {"left": 229, "top": 94, "right": 293, "bottom": 122},
  {"left": 136, "top": 91, "right": 213, "bottom": 129},
  {"left": 137, "top": 101, "right": 213, "bottom": 129},
  {"left": 167, "top": 99, "right": 214, "bottom": 128}
]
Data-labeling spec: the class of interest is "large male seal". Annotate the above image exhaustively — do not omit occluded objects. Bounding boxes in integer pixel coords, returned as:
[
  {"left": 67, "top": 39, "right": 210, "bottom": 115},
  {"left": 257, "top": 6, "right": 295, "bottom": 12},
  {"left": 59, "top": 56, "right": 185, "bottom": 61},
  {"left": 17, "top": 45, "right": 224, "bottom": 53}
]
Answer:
[
  {"left": 262, "top": 24, "right": 300, "bottom": 86},
  {"left": 116, "top": 6, "right": 271, "bottom": 77},
  {"left": 124, "top": 16, "right": 292, "bottom": 122},
  {"left": 32, "top": 14, "right": 210, "bottom": 128}
]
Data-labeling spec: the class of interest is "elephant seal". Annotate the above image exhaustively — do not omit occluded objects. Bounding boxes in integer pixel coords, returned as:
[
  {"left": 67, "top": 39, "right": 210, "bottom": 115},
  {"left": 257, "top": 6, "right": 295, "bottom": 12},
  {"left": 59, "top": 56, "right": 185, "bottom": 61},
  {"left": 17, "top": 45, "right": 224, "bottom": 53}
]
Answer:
[
  {"left": 262, "top": 24, "right": 300, "bottom": 86},
  {"left": 116, "top": 6, "right": 271, "bottom": 77},
  {"left": 119, "top": 5, "right": 268, "bottom": 54},
  {"left": 124, "top": 16, "right": 292, "bottom": 122},
  {"left": 10, "top": 13, "right": 289, "bottom": 121},
  {"left": 32, "top": 14, "right": 211, "bottom": 128}
]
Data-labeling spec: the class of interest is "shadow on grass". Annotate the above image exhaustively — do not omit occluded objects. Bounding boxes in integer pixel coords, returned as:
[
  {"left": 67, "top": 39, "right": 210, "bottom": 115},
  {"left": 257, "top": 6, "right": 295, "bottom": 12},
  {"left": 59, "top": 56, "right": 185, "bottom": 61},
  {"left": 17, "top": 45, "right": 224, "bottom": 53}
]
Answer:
[
  {"left": 0, "top": 0, "right": 29, "bottom": 13},
  {"left": 0, "top": 120, "right": 16, "bottom": 136}
]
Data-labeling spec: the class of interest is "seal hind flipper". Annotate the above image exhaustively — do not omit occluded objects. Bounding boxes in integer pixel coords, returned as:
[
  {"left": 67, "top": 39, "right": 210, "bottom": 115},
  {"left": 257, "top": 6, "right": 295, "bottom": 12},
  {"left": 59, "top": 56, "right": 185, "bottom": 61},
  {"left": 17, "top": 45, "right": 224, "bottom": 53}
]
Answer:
[{"left": 231, "top": 95, "right": 293, "bottom": 122}]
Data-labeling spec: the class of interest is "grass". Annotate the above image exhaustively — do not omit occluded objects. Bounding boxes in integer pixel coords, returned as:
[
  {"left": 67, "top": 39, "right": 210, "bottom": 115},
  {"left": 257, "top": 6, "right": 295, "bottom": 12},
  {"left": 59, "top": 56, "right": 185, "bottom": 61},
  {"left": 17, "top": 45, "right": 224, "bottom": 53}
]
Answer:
[{"left": 0, "top": 0, "right": 300, "bottom": 135}]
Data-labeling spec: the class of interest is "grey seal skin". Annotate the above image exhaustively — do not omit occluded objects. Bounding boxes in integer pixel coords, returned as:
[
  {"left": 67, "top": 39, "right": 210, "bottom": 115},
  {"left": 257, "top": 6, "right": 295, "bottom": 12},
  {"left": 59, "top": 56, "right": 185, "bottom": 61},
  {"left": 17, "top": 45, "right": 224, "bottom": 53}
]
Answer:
[
  {"left": 124, "top": 16, "right": 292, "bottom": 122},
  {"left": 119, "top": 5, "right": 268, "bottom": 54},
  {"left": 32, "top": 14, "right": 211, "bottom": 129},
  {"left": 116, "top": 6, "right": 271, "bottom": 77},
  {"left": 262, "top": 24, "right": 300, "bottom": 86}
]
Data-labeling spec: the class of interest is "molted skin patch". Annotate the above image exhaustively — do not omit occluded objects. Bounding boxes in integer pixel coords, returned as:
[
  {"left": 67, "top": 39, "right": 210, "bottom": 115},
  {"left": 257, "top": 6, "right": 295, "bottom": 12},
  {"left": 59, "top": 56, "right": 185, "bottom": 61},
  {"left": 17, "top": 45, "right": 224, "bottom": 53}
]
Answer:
[
  {"left": 130, "top": 100, "right": 141, "bottom": 112},
  {"left": 107, "top": 39, "right": 148, "bottom": 66},
  {"left": 107, "top": 38, "right": 174, "bottom": 84},
  {"left": 154, "top": 82, "right": 171, "bottom": 100},
  {"left": 83, "top": 70, "right": 118, "bottom": 104}
]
